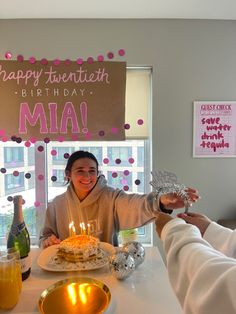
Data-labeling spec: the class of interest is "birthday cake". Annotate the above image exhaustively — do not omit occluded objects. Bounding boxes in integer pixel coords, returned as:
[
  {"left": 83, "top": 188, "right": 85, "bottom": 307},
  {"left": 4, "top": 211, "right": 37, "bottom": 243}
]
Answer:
[{"left": 57, "top": 235, "right": 100, "bottom": 262}]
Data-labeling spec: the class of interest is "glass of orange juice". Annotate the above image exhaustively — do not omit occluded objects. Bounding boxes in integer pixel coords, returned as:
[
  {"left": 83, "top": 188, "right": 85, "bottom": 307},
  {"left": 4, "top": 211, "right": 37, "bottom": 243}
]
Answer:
[{"left": 0, "top": 250, "right": 22, "bottom": 310}]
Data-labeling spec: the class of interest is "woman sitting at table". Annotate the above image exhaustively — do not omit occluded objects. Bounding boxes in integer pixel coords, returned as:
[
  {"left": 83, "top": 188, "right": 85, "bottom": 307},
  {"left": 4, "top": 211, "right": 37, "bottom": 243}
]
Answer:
[
  {"left": 40, "top": 150, "right": 198, "bottom": 248},
  {"left": 155, "top": 211, "right": 236, "bottom": 314}
]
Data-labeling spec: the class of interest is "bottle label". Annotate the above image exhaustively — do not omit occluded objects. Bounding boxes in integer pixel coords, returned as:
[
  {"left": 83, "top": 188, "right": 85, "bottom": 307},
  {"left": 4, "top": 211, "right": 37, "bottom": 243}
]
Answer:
[
  {"left": 20, "top": 253, "right": 31, "bottom": 273},
  {"left": 10, "top": 222, "right": 26, "bottom": 236}
]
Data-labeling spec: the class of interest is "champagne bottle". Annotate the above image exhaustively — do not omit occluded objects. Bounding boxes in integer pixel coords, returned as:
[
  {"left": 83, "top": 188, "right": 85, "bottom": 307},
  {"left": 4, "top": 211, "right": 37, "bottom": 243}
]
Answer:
[{"left": 7, "top": 195, "right": 31, "bottom": 281}]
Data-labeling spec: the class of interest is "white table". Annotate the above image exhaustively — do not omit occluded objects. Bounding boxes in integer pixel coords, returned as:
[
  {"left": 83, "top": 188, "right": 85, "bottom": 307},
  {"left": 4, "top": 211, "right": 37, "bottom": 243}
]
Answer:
[{"left": 2, "top": 247, "right": 182, "bottom": 314}]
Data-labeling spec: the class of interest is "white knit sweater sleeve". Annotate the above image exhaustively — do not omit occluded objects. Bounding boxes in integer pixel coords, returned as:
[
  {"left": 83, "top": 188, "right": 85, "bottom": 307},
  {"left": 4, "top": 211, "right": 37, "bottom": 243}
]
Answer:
[
  {"left": 161, "top": 218, "right": 236, "bottom": 314},
  {"left": 203, "top": 221, "right": 236, "bottom": 258}
]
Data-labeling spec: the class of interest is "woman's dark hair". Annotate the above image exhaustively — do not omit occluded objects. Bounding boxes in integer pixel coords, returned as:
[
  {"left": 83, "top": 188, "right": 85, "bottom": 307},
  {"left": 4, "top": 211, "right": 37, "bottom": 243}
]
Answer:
[{"left": 65, "top": 150, "right": 99, "bottom": 175}]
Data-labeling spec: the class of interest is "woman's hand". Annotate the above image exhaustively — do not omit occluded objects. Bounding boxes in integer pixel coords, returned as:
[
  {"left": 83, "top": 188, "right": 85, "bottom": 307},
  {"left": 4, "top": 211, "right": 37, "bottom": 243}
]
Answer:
[
  {"left": 42, "top": 234, "right": 61, "bottom": 248},
  {"left": 155, "top": 212, "right": 173, "bottom": 237},
  {"left": 177, "top": 212, "right": 211, "bottom": 236},
  {"left": 160, "top": 187, "right": 199, "bottom": 210}
]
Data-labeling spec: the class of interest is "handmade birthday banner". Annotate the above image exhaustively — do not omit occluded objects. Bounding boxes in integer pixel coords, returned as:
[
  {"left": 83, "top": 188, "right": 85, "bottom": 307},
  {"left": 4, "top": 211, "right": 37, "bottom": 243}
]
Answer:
[
  {"left": 0, "top": 60, "right": 126, "bottom": 141},
  {"left": 193, "top": 101, "right": 236, "bottom": 157}
]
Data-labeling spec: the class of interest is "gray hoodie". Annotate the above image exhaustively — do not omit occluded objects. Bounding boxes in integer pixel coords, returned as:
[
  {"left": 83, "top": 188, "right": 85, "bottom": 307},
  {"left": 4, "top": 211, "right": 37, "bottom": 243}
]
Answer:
[{"left": 40, "top": 175, "right": 159, "bottom": 246}]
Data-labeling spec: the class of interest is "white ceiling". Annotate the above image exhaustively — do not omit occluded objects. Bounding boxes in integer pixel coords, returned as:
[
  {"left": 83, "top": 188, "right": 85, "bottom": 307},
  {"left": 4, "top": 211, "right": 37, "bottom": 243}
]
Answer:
[{"left": 1, "top": 0, "right": 236, "bottom": 20}]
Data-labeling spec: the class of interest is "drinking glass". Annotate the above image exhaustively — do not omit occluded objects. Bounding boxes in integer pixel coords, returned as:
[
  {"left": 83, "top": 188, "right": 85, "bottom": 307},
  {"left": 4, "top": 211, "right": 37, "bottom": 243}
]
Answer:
[{"left": 0, "top": 250, "right": 22, "bottom": 310}]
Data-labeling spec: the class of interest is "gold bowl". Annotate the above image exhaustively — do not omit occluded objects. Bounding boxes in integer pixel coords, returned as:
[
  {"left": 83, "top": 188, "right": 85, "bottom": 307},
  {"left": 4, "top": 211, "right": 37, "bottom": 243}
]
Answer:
[{"left": 38, "top": 277, "right": 111, "bottom": 314}]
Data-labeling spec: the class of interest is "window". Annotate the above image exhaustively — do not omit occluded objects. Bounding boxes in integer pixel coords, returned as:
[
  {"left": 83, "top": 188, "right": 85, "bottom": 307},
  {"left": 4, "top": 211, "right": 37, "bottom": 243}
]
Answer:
[
  {"left": 0, "top": 67, "right": 152, "bottom": 247},
  {"left": 4, "top": 147, "right": 24, "bottom": 168},
  {"left": 5, "top": 172, "right": 25, "bottom": 194}
]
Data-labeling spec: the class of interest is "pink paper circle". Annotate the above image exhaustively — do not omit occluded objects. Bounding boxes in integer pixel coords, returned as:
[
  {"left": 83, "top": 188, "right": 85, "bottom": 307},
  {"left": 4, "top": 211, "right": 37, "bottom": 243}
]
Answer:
[
  {"left": 129, "top": 158, "right": 135, "bottom": 164},
  {"left": 124, "top": 123, "right": 130, "bottom": 130},
  {"left": 17, "top": 55, "right": 24, "bottom": 62},
  {"left": 30, "top": 137, "right": 37, "bottom": 143},
  {"left": 29, "top": 57, "right": 36, "bottom": 64},
  {"left": 13, "top": 171, "right": 19, "bottom": 177},
  {"left": 121, "top": 179, "right": 127, "bottom": 185},
  {"left": 1, "top": 136, "right": 8, "bottom": 142},
  {"left": 51, "top": 149, "right": 57, "bottom": 156},
  {"left": 107, "top": 52, "right": 114, "bottom": 59},
  {"left": 40, "top": 58, "right": 48, "bottom": 65},
  {"left": 137, "top": 119, "right": 144, "bottom": 125},
  {"left": 124, "top": 170, "right": 130, "bottom": 176},
  {"left": 87, "top": 57, "right": 94, "bottom": 64},
  {"left": 5, "top": 52, "right": 12, "bottom": 59},
  {"left": 97, "top": 55, "right": 104, "bottom": 62},
  {"left": 53, "top": 59, "right": 61, "bottom": 66},
  {"left": 103, "top": 158, "right": 109, "bottom": 164},
  {"left": 37, "top": 146, "right": 44, "bottom": 152},
  {"left": 64, "top": 59, "right": 71, "bottom": 66},
  {"left": 25, "top": 141, "right": 31, "bottom": 147},
  {"left": 123, "top": 185, "right": 129, "bottom": 191},
  {"left": 118, "top": 49, "right": 125, "bottom": 56},
  {"left": 112, "top": 172, "right": 118, "bottom": 178},
  {"left": 34, "top": 201, "right": 40, "bottom": 207},
  {"left": 38, "top": 174, "right": 44, "bottom": 180},
  {"left": 76, "top": 58, "right": 83, "bottom": 65}
]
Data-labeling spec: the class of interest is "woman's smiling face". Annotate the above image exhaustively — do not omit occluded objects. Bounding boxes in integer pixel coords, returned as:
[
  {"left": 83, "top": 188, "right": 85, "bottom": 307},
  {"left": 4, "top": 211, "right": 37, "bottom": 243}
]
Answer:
[{"left": 68, "top": 157, "right": 98, "bottom": 200}]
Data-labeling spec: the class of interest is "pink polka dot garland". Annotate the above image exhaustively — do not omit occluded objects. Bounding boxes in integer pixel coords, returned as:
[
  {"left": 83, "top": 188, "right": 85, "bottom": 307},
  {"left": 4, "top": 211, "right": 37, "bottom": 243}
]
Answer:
[
  {"left": 13, "top": 171, "right": 19, "bottom": 177},
  {"left": 12, "top": 48, "right": 126, "bottom": 66},
  {"left": 112, "top": 172, "right": 118, "bottom": 178}
]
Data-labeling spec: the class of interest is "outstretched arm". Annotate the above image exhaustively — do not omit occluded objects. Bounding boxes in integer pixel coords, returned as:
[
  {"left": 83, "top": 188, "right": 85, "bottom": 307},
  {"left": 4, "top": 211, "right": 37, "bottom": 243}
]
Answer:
[{"left": 155, "top": 214, "right": 236, "bottom": 314}]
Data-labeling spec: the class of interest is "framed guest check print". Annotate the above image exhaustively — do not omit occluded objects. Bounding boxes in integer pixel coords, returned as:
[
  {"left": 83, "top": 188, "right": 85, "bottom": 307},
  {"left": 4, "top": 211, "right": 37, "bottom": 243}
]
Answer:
[{"left": 193, "top": 101, "right": 236, "bottom": 157}]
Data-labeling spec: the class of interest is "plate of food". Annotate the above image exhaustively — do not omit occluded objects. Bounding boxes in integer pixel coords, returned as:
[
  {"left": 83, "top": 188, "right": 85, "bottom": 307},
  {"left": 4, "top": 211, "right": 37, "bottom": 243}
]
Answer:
[
  {"left": 37, "top": 235, "right": 116, "bottom": 272},
  {"left": 38, "top": 277, "right": 111, "bottom": 314}
]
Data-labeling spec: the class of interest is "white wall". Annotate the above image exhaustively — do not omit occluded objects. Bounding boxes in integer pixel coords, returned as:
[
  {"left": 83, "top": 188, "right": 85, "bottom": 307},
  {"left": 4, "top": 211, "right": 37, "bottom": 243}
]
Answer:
[{"left": 1, "top": 19, "right": 236, "bottom": 248}]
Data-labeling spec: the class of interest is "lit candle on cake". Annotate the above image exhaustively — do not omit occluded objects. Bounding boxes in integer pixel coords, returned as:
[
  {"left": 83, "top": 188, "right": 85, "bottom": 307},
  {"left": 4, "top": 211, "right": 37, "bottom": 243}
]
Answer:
[
  {"left": 87, "top": 223, "right": 90, "bottom": 235},
  {"left": 80, "top": 222, "right": 86, "bottom": 234},
  {"left": 69, "top": 221, "right": 76, "bottom": 237}
]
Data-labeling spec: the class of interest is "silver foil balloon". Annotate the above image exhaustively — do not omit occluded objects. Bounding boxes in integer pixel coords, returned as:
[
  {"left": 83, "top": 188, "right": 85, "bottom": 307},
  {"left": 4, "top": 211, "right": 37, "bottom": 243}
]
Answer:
[
  {"left": 122, "top": 241, "right": 145, "bottom": 267},
  {"left": 109, "top": 251, "right": 135, "bottom": 280}
]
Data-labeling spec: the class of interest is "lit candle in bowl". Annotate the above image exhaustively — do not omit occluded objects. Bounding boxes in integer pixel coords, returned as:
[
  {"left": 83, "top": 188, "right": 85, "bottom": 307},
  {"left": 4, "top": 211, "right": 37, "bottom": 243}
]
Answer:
[{"left": 69, "top": 221, "right": 76, "bottom": 237}]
